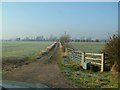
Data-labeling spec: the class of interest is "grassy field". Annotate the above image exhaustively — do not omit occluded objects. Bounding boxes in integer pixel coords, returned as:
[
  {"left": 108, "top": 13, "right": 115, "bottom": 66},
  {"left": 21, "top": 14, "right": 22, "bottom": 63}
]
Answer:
[
  {"left": 70, "top": 42, "right": 105, "bottom": 53},
  {"left": 2, "top": 41, "right": 52, "bottom": 59},
  {"left": 2, "top": 41, "right": 53, "bottom": 72},
  {"left": 58, "top": 42, "right": 118, "bottom": 88},
  {"left": 60, "top": 55, "right": 118, "bottom": 88},
  {"left": 63, "top": 63, "right": 118, "bottom": 88}
]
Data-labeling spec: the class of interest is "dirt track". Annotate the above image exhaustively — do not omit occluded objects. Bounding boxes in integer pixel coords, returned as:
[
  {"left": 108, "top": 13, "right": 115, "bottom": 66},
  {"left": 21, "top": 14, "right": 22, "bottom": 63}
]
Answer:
[{"left": 3, "top": 47, "right": 76, "bottom": 88}]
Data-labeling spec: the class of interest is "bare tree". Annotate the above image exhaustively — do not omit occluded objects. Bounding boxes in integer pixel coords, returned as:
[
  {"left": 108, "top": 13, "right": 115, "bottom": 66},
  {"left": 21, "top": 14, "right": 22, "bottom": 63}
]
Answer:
[{"left": 59, "top": 34, "right": 70, "bottom": 52}]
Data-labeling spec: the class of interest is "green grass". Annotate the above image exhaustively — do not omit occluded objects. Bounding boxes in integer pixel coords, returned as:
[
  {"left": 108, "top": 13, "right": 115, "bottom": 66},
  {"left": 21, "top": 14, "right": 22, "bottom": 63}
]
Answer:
[
  {"left": 68, "top": 71, "right": 118, "bottom": 88},
  {"left": 70, "top": 42, "right": 105, "bottom": 53},
  {"left": 60, "top": 42, "right": 118, "bottom": 88},
  {"left": 2, "top": 41, "right": 53, "bottom": 59},
  {"left": 58, "top": 42, "right": 118, "bottom": 88},
  {"left": 61, "top": 57, "right": 118, "bottom": 88}
]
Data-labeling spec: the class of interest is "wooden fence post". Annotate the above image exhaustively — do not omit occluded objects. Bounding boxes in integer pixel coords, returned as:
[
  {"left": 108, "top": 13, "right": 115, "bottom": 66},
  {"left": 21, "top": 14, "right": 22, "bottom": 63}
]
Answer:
[
  {"left": 64, "top": 48, "right": 67, "bottom": 56},
  {"left": 81, "top": 52, "right": 85, "bottom": 66},
  {"left": 59, "top": 42, "right": 62, "bottom": 49},
  {"left": 101, "top": 53, "right": 104, "bottom": 72},
  {"left": 66, "top": 48, "right": 67, "bottom": 56}
]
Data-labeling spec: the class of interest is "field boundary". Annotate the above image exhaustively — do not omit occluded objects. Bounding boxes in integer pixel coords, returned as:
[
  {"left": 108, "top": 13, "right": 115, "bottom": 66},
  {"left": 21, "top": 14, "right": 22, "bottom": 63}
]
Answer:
[
  {"left": 29, "top": 42, "right": 57, "bottom": 60},
  {"left": 3, "top": 42, "right": 57, "bottom": 73},
  {"left": 66, "top": 47, "right": 105, "bottom": 72}
]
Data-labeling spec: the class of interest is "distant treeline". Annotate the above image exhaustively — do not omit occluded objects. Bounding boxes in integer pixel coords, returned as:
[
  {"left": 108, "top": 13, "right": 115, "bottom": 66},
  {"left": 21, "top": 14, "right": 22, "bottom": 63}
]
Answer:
[
  {"left": 70, "top": 39, "right": 106, "bottom": 42},
  {"left": 2, "top": 38, "right": 106, "bottom": 42},
  {"left": 2, "top": 35, "right": 107, "bottom": 42},
  {"left": 3, "top": 35, "right": 58, "bottom": 41}
]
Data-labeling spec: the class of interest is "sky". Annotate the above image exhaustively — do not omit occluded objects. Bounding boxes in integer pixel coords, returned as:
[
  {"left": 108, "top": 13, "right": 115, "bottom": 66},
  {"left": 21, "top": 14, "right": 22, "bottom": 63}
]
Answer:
[{"left": 1, "top": 2, "right": 118, "bottom": 40}]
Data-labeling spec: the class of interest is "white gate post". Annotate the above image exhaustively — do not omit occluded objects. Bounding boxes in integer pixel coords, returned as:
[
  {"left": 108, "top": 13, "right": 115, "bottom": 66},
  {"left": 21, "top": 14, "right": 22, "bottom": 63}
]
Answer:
[
  {"left": 81, "top": 52, "right": 85, "bottom": 66},
  {"left": 101, "top": 53, "right": 104, "bottom": 72},
  {"left": 65, "top": 48, "right": 67, "bottom": 56}
]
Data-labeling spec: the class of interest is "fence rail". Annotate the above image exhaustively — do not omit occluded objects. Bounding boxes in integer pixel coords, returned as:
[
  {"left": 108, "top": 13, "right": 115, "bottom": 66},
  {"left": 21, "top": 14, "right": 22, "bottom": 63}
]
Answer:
[
  {"left": 66, "top": 47, "right": 105, "bottom": 72},
  {"left": 86, "top": 53, "right": 102, "bottom": 56},
  {"left": 85, "top": 57, "right": 102, "bottom": 61}
]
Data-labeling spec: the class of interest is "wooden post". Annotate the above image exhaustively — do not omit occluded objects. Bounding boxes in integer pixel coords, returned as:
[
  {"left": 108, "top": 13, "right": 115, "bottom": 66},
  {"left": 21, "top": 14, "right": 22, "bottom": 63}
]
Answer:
[
  {"left": 65, "top": 48, "right": 67, "bottom": 56},
  {"left": 59, "top": 42, "right": 62, "bottom": 49},
  {"left": 64, "top": 48, "right": 67, "bottom": 56},
  {"left": 81, "top": 52, "right": 85, "bottom": 66},
  {"left": 101, "top": 53, "right": 104, "bottom": 72}
]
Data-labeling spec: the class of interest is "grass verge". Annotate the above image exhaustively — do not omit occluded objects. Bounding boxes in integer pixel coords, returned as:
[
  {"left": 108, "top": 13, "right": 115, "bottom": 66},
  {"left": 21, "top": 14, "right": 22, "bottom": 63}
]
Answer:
[{"left": 57, "top": 48, "right": 118, "bottom": 88}]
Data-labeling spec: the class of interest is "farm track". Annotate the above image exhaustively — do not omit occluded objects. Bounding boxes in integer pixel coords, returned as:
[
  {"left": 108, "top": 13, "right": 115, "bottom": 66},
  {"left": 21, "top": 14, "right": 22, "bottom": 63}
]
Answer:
[{"left": 3, "top": 44, "right": 76, "bottom": 88}]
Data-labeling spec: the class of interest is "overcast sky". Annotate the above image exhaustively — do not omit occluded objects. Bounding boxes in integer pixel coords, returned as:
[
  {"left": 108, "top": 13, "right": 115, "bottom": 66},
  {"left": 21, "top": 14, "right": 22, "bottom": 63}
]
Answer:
[{"left": 1, "top": 2, "right": 118, "bottom": 40}]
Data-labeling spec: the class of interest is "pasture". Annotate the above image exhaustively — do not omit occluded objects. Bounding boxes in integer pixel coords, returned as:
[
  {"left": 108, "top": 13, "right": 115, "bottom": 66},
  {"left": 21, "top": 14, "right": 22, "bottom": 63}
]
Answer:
[
  {"left": 70, "top": 42, "right": 105, "bottom": 53},
  {"left": 2, "top": 41, "right": 53, "bottom": 73},
  {"left": 59, "top": 42, "right": 118, "bottom": 88},
  {"left": 2, "top": 41, "right": 52, "bottom": 59},
  {"left": 58, "top": 42, "right": 118, "bottom": 88}
]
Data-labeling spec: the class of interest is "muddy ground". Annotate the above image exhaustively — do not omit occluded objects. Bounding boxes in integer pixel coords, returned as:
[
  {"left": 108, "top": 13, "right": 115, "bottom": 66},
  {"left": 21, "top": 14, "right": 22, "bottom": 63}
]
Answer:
[{"left": 2, "top": 46, "right": 77, "bottom": 88}]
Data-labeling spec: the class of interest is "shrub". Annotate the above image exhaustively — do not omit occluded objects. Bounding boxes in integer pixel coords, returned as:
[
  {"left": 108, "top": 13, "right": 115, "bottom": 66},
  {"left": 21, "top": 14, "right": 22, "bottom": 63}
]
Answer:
[
  {"left": 103, "top": 34, "right": 120, "bottom": 72},
  {"left": 59, "top": 34, "right": 70, "bottom": 52}
]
